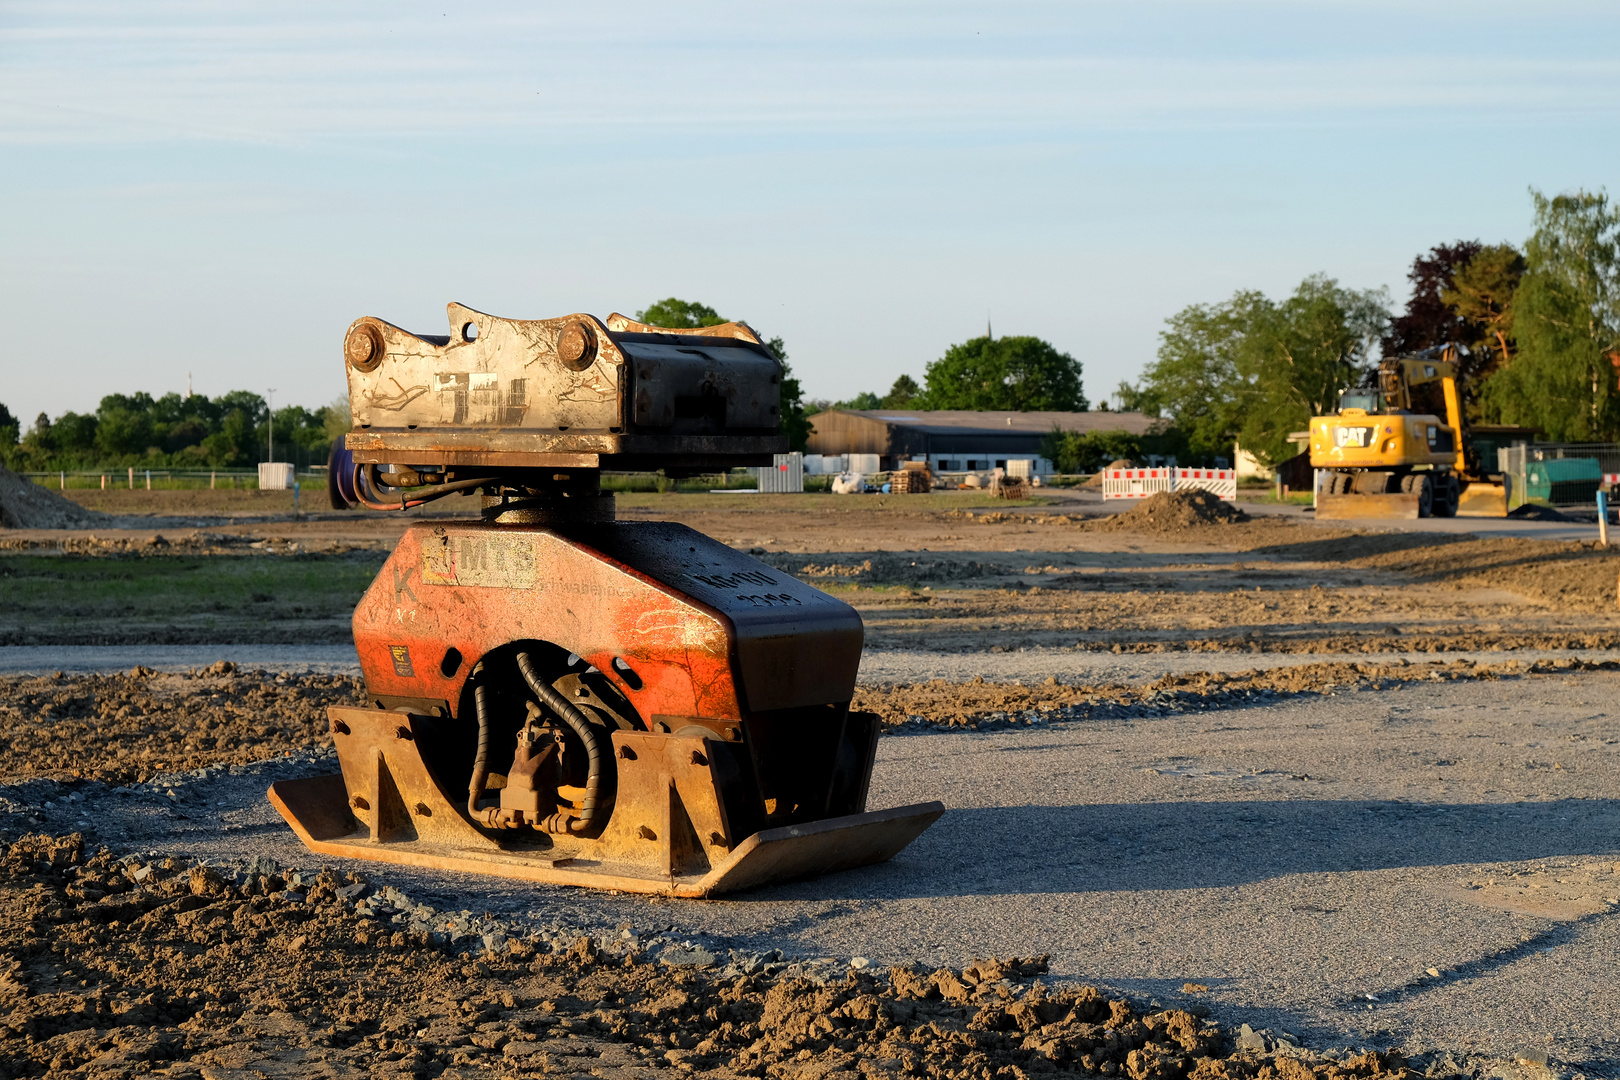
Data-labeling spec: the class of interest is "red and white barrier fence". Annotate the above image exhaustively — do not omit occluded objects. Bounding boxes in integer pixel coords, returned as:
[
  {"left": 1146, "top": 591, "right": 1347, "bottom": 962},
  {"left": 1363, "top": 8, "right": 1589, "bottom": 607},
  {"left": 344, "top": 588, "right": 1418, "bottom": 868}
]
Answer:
[
  {"left": 1102, "top": 467, "right": 1236, "bottom": 501},
  {"left": 1101, "top": 468, "right": 1172, "bottom": 499},
  {"left": 1170, "top": 467, "right": 1237, "bottom": 500}
]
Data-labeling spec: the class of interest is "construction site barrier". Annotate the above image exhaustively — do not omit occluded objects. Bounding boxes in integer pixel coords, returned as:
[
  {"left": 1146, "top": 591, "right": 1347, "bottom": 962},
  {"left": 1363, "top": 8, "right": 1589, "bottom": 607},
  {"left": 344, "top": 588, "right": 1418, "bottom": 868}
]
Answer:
[
  {"left": 1170, "top": 468, "right": 1237, "bottom": 500},
  {"left": 1101, "top": 467, "right": 1236, "bottom": 501},
  {"left": 1101, "top": 468, "right": 1172, "bottom": 499}
]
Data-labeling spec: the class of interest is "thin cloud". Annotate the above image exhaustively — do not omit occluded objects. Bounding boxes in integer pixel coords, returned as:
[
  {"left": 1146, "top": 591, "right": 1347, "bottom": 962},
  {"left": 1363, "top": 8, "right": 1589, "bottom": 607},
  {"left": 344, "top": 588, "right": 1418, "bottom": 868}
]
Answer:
[{"left": 2, "top": 5, "right": 1618, "bottom": 145}]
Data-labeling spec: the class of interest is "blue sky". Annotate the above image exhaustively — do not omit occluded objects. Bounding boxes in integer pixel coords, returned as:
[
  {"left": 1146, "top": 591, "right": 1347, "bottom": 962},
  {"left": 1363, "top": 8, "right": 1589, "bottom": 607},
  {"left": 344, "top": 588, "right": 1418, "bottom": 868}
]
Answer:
[{"left": 3, "top": 1, "right": 1618, "bottom": 420}]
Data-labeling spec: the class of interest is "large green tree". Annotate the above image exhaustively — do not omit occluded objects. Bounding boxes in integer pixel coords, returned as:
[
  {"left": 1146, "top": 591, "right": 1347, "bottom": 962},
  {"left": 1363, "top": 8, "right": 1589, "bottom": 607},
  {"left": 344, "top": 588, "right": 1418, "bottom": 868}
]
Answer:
[
  {"left": 1451, "top": 242, "right": 1522, "bottom": 382},
  {"left": 1382, "top": 242, "right": 1483, "bottom": 357},
  {"left": 917, "top": 336, "right": 1086, "bottom": 411},
  {"left": 1134, "top": 275, "right": 1390, "bottom": 464},
  {"left": 1479, "top": 189, "right": 1620, "bottom": 441},
  {"left": 635, "top": 298, "right": 724, "bottom": 329},
  {"left": 634, "top": 297, "right": 811, "bottom": 450},
  {"left": 1441, "top": 242, "right": 1524, "bottom": 418}
]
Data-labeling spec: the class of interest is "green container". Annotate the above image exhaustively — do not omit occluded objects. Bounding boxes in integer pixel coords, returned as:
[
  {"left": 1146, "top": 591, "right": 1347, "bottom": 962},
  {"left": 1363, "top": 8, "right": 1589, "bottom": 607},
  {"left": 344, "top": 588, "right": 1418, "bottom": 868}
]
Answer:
[{"left": 1524, "top": 457, "right": 1602, "bottom": 504}]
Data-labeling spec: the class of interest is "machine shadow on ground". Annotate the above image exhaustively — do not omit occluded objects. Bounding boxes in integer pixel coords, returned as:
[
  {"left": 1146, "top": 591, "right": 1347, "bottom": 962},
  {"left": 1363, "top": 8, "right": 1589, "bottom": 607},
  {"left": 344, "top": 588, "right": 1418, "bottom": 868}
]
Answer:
[{"left": 745, "top": 796, "right": 1620, "bottom": 902}]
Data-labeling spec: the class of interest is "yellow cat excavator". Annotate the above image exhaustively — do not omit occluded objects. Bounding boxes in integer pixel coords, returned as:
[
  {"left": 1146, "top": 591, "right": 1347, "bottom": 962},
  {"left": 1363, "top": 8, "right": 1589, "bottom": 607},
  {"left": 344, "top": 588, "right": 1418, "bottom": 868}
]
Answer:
[{"left": 1311, "top": 346, "right": 1512, "bottom": 519}]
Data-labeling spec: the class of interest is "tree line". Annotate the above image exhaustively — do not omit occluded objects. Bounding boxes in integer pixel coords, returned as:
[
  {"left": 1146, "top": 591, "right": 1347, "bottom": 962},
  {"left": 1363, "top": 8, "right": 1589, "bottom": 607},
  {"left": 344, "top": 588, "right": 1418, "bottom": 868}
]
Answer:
[
  {"left": 1124, "top": 187, "right": 1620, "bottom": 465},
  {"left": 0, "top": 392, "right": 344, "bottom": 473}
]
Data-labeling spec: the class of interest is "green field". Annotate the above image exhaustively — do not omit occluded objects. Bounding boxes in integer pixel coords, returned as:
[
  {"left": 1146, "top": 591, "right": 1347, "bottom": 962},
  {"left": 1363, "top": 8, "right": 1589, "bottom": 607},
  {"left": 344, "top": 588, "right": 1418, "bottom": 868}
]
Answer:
[{"left": 0, "top": 552, "right": 386, "bottom": 646}]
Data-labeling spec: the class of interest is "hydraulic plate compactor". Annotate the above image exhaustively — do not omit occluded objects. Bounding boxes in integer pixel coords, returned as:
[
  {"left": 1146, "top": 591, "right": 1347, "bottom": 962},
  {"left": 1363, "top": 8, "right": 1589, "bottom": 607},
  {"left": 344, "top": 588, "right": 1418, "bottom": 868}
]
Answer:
[{"left": 268, "top": 304, "right": 943, "bottom": 896}]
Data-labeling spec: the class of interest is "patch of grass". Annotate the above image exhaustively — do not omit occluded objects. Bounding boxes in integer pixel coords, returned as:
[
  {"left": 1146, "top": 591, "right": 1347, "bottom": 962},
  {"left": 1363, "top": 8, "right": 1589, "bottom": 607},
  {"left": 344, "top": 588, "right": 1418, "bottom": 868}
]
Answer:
[
  {"left": 0, "top": 553, "right": 386, "bottom": 644},
  {"left": 1239, "top": 492, "right": 1316, "bottom": 506}
]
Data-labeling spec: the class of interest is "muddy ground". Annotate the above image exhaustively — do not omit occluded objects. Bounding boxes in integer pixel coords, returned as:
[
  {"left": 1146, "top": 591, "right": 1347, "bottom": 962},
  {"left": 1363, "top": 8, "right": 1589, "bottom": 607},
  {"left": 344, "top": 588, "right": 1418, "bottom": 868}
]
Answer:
[
  {"left": 1, "top": 666, "right": 1611, "bottom": 1079},
  {"left": 1, "top": 832, "right": 1435, "bottom": 1080},
  {"left": 1, "top": 488, "right": 1616, "bottom": 1076}
]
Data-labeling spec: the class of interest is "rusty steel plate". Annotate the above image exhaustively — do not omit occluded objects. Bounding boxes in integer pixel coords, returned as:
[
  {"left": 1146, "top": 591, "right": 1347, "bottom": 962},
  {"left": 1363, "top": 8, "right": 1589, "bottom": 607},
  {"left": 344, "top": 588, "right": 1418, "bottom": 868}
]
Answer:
[{"left": 268, "top": 776, "right": 941, "bottom": 898}]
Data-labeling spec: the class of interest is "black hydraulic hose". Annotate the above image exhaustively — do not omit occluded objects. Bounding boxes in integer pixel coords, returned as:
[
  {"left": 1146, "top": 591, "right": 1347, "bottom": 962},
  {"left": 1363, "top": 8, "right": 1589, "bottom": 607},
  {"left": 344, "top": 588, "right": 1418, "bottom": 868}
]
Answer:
[
  {"left": 516, "top": 650, "right": 605, "bottom": 835},
  {"left": 468, "top": 666, "right": 492, "bottom": 822},
  {"left": 355, "top": 463, "right": 487, "bottom": 512}
]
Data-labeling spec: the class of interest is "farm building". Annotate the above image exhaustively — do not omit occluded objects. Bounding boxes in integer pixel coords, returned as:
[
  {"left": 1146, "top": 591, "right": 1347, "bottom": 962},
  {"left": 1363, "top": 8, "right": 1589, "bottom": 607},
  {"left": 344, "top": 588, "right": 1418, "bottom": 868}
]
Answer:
[{"left": 804, "top": 409, "right": 1159, "bottom": 474}]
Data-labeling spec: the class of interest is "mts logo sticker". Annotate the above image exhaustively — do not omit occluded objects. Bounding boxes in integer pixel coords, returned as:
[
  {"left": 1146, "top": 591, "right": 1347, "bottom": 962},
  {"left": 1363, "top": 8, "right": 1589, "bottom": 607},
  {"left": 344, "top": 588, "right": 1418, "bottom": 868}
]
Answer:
[{"left": 389, "top": 645, "right": 415, "bottom": 677}]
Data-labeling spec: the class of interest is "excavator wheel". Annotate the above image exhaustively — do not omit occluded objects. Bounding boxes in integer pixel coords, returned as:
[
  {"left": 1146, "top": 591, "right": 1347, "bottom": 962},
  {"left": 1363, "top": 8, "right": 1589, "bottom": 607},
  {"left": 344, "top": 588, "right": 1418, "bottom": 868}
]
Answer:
[
  {"left": 1399, "top": 473, "right": 1434, "bottom": 517},
  {"left": 1431, "top": 474, "right": 1460, "bottom": 518}
]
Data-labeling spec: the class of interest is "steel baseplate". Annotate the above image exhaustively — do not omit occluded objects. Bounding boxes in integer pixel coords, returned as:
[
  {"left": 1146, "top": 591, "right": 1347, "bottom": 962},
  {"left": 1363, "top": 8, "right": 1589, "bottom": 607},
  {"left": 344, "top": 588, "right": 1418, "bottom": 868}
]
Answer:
[{"left": 268, "top": 706, "right": 942, "bottom": 897}]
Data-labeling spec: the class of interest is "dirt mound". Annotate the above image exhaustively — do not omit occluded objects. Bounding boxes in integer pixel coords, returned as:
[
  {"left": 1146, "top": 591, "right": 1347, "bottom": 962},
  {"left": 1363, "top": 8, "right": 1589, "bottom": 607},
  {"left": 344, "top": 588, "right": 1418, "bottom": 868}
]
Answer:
[
  {"left": 1097, "top": 489, "right": 1248, "bottom": 533},
  {"left": 0, "top": 831, "right": 1440, "bottom": 1079},
  {"left": 0, "top": 667, "right": 361, "bottom": 784},
  {"left": 1081, "top": 457, "right": 1136, "bottom": 488},
  {"left": 0, "top": 466, "right": 111, "bottom": 529}
]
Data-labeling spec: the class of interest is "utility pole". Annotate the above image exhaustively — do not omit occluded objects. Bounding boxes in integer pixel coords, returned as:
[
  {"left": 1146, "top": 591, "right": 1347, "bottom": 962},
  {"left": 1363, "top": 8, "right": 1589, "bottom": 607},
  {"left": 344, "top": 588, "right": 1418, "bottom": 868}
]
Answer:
[{"left": 267, "top": 388, "right": 276, "bottom": 463}]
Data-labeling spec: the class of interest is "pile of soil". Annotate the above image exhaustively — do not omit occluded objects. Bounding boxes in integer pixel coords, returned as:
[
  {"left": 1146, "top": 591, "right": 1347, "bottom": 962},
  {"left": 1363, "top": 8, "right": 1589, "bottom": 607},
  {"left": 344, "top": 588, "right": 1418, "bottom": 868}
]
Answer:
[
  {"left": 0, "top": 467, "right": 110, "bottom": 530},
  {"left": 1096, "top": 490, "right": 1249, "bottom": 533},
  {"left": 853, "top": 658, "right": 1604, "bottom": 728},
  {"left": 0, "top": 666, "right": 360, "bottom": 784},
  {"left": 0, "top": 831, "right": 1438, "bottom": 1079},
  {"left": 1081, "top": 457, "right": 1136, "bottom": 488}
]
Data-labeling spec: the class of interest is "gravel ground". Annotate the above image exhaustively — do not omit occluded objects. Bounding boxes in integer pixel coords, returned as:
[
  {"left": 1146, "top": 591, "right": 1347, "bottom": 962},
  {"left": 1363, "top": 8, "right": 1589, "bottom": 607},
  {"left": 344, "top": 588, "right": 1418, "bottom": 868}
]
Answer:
[
  {"left": 0, "top": 645, "right": 362, "bottom": 677},
  {"left": 1, "top": 666, "right": 1615, "bottom": 1076},
  {"left": 3, "top": 491, "right": 1614, "bottom": 1077},
  {"left": 3, "top": 832, "right": 1421, "bottom": 1080},
  {"left": 10, "top": 643, "right": 1620, "bottom": 688}
]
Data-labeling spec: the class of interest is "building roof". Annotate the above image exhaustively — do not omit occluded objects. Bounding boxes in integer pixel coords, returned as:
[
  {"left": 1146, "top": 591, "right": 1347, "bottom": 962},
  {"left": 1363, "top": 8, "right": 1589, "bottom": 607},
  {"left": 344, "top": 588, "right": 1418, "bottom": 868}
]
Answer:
[{"left": 820, "top": 409, "right": 1160, "bottom": 435}]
